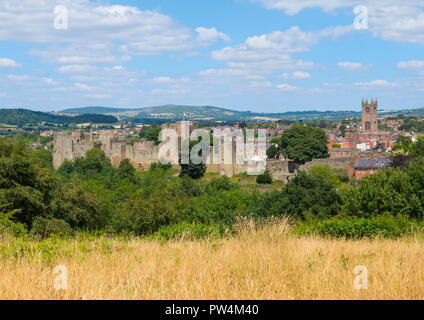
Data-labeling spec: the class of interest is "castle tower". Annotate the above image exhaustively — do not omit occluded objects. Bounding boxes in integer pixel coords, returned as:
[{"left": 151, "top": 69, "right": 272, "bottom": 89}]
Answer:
[{"left": 362, "top": 97, "right": 378, "bottom": 134}]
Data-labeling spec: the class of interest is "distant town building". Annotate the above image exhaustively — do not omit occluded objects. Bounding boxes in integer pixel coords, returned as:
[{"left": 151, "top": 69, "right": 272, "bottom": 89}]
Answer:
[{"left": 348, "top": 155, "right": 392, "bottom": 181}]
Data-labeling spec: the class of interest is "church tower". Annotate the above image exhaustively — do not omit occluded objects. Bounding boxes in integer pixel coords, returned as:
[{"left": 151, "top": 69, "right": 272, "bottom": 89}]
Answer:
[{"left": 361, "top": 98, "right": 378, "bottom": 134}]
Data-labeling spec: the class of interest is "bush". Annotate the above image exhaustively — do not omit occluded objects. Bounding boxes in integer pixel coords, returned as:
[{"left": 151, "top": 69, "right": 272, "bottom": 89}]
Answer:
[
  {"left": 341, "top": 168, "right": 423, "bottom": 219},
  {"left": 282, "top": 171, "right": 341, "bottom": 219},
  {"left": 256, "top": 170, "right": 273, "bottom": 184},
  {"left": 0, "top": 209, "right": 27, "bottom": 237},
  {"left": 150, "top": 161, "right": 172, "bottom": 172},
  {"left": 184, "top": 188, "right": 256, "bottom": 225},
  {"left": 313, "top": 215, "right": 412, "bottom": 239},
  {"left": 179, "top": 139, "right": 207, "bottom": 180},
  {"left": 117, "top": 159, "right": 138, "bottom": 184},
  {"left": 152, "top": 222, "right": 224, "bottom": 240},
  {"left": 205, "top": 176, "right": 236, "bottom": 194},
  {"left": 31, "top": 217, "right": 73, "bottom": 238}
]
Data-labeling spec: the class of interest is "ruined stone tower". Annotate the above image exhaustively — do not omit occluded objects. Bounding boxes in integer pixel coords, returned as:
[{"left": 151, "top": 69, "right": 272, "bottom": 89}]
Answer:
[{"left": 362, "top": 98, "right": 378, "bottom": 134}]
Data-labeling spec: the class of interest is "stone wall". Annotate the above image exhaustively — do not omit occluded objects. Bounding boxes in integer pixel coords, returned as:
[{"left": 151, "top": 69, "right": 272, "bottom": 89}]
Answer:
[
  {"left": 266, "top": 159, "right": 296, "bottom": 183},
  {"left": 53, "top": 130, "right": 265, "bottom": 177},
  {"left": 53, "top": 132, "right": 74, "bottom": 169},
  {"left": 299, "top": 157, "right": 354, "bottom": 171},
  {"left": 329, "top": 148, "right": 360, "bottom": 159}
]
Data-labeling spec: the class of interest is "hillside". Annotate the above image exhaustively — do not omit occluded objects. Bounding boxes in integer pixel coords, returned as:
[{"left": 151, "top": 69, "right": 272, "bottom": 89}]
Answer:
[
  {"left": 61, "top": 106, "right": 135, "bottom": 115},
  {"left": 62, "top": 105, "right": 248, "bottom": 121},
  {"left": 61, "top": 105, "right": 363, "bottom": 121},
  {"left": 0, "top": 109, "right": 118, "bottom": 127},
  {"left": 61, "top": 105, "right": 424, "bottom": 122}
]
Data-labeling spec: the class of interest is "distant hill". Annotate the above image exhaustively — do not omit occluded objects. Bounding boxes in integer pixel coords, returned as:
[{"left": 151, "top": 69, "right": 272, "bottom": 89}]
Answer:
[
  {"left": 47, "top": 104, "right": 424, "bottom": 123},
  {"left": 61, "top": 106, "right": 135, "bottom": 114},
  {"left": 0, "top": 109, "right": 118, "bottom": 127},
  {"left": 61, "top": 105, "right": 247, "bottom": 121},
  {"left": 61, "top": 105, "right": 366, "bottom": 121}
]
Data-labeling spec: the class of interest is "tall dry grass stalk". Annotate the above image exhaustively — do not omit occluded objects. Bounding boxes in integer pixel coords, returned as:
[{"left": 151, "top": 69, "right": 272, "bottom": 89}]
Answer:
[{"left": 0, "top": 219, "right": 424, "bottom": 300}]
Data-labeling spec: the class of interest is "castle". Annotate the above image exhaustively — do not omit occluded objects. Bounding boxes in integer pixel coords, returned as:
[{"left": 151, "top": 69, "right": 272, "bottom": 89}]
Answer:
[
  {"left": 52, "top": 122, "right": 296, "bottom": 181},
  {"left": 361, "top": 98, "right": 378, "bottom": 134}
]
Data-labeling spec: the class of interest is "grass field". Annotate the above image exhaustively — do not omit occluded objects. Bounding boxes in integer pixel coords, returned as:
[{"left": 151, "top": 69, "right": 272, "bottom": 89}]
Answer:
[{"left": 1, "top": 219, "right": 423, "bottom": 300}]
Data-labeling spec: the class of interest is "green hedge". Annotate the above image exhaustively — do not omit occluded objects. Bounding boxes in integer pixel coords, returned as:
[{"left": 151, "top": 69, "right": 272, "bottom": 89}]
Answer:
[
  {"left": 151, "top": 222, "right": 225, "bottom": 240},
  {"left": 313, "top": 215, "right": 416, "bottom": 239}
]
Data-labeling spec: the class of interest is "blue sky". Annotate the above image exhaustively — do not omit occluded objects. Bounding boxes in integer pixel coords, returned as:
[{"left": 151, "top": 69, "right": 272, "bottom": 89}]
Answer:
[{"left": 0, "top": 0, "right": 423, "bottom": 112}]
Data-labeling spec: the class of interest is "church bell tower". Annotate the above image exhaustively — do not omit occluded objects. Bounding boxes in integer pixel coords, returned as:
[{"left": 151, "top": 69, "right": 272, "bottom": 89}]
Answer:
[{"left": 361, "top": 98, "right": 378, "bottom": 134}]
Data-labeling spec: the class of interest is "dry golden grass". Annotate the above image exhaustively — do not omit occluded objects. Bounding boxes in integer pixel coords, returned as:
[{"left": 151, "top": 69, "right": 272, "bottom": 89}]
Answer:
[{"left": 1, "top": 219, "right": 424, "bottom": 300}]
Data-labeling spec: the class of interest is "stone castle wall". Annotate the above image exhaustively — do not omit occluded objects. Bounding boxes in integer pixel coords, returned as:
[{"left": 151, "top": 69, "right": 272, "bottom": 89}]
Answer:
[
  {"left": 53, "top": 130, "right": 312, "bottom": 181},
  {"left": 52, "top": 130, "right": 266, "bottom": 177},
  {"left": 266, "top": 159, "right": 296, "bottom": 183},
  {"left": 329, "top": 148, "right": 360, "bottom": 159},
  {"left": 299, "top": 157, "right": 354, "bottom": 171}
]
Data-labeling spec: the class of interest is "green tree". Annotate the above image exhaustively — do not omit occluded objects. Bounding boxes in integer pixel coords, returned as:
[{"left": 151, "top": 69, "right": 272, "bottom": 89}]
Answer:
[
  {"left": 308, "top": 164, "right": 342, "bottom": 188},
  {"left": 392, "top": 135, "right": 412, "bottom": 154},
  {"left": 150, "top": 161, "right": 172, "bottom": 172},
  {"left": 341, "top": 168, "right": 423, "bottom": 219},
  {"left": 249, "top": 169, "right": 341, "bottom": 219},
  {"left": 179, "top": 140, "right": 207, "bottom": 180},
  {"left": 280, "top": 124, "right": 329, "bottom": 164},
  {"left": 256, "top": 170, "right": 273, "bottom": 184},
  {"left": 281, "top": 170, "right": 341, "bottom": 219},
  {"left": 0, "top": 138, "right": 56, "bottom": 228},
  {"left": 266, "top": 145, "right": 280, "bottom": 159},
  {"left": 71, "top": 148, "right": 112, "bottom": 176},
  {"left": 145, "top": 126, "right": 162, "bottom": 145},
  {"left": 117, "top": 159, "right": 138, "bottom": 184},
  {"left": 409, "top": 137, "right": 424, "bottom": 158}
]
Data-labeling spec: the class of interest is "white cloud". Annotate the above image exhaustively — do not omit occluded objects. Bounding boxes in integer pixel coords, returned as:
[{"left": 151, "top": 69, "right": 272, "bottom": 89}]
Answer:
[
  {"left": 253, "top": 0, "right": 424, "bottom": 44},
  {"left": 85, "top": 94, "right": 112, "bottom": 99},
  {"left": 276, "top": 83, "right": 297, "bottom": 91},
  {"left": 0, "top": 0, "right": 227, "bottom": 55},
  {"left": 338, "top": 62, "right": 371, "bottom": 71},
  {"left": 211, "top": 26, "right": 352, "bottom": 73},
  {"left": 249, "top": 80, "right": 273, "bottom": 88},
  {"left": 151, "top": 88, "right": 190, "bottom": 95},
  {"left": 42, "top": 78, "right": 60, "bottom": 85},
  {"left": 199, "top": 68, "right": 251, "bottom": 77},
  {"left": 30, "top": 45, "right": 132, "bottom": 65},
  {"left": 281, "top": 71, "right": 311, "bottom": 79},
  {"left": 7, "top": 75, "right": 30, "bottom": 81},
  {"left": 74, "top": 83, "right": 92, "bottom": 91},
  {"left": 57, "top": 65, "right": 97, "bottom": 74},
  {"left": 151, "top": 76, "right": 190, "bottom": 85},
  {"left": 398, "top": 60, "right": 424, "bottom": 70},
  {"left": 0, "top": 58, "right": 21, "bottom": 67},
  {"left": 253, "top": 0, "right": 422, "bottom": 15},
  {"left": 152, "top": 76, "right": 173, "bottom": 84},
  {"left": 196, "top": 27, "right": 231, "bottom": 43},
  {"left": 355, "top": 79, "right": 396, "bottom": 87}
]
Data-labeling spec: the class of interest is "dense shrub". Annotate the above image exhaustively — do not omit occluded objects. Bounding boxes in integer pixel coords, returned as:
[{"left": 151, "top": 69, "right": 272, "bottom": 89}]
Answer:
[
  {"left": 184, "top": 188, "right": 256, "bottom": 225},
  {"left": 204, "top": 176, "right": 236, "bottom": 194},
  {"left": 0, "top": 209, "right": 27, "bottom": 237},
  {"left": 152, "top": 222, "right": 224, "bottom": 240},
  {"left": 313, "top": 215, "right": 413, "bottom": 239},
  {"left": 281, "top": 171, "right": 341, "bottom": 219},
  {"left": 179, "top": 140, "right": 207, "bottom": 180},
  {"left": 341, "top": 167, "right": 424, "bottom": 219},
  {"left": 150, "top": 161, "right": 172, "bottom": 172},
  {"left": 256, "top": 170, "right": 273, "bottom": 184},
  {"left": 279, "top": 124, "right": 329, "bottom": 164},
  {"left": 117, "top": 159, "right": 139, "bottom": 184},
  {"left": 31, "top": 217, "right": 73, "bottom": 238}
]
